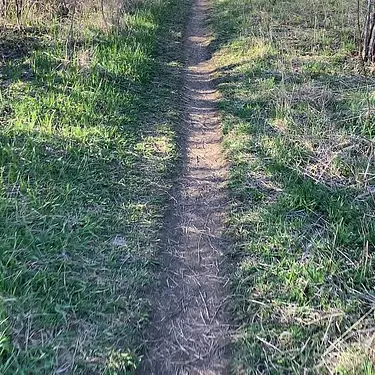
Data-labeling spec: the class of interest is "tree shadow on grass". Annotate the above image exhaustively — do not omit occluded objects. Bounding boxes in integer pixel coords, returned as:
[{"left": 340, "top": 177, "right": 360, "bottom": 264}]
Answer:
[
  {"left": 0, "top": 6, "right": 184, "bottom": 375},
  {"left": 209, "top": 10, "right": 375, "bottom": 371},
  {"left": 0, "top": 26, "right": 45, "bottom": 61}
]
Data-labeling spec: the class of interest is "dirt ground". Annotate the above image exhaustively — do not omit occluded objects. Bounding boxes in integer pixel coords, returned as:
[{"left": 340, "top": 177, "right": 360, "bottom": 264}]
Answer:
[{"left": 138, "top": 0, "right": 230, "bottom": 373}]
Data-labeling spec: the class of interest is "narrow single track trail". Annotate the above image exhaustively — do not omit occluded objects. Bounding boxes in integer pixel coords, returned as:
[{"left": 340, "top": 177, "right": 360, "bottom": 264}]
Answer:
[{"left": 140, "top": 0, "right": 229, "bottom": 373}]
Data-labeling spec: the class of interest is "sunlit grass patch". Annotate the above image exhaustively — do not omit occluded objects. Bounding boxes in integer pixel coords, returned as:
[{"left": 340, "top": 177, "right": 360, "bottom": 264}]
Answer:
[
  {"left": 213, "top": 0, "right": 375, "bottom": 373},
  {"left": 0, "top": 0, "right": 185, "bottom": 373}
]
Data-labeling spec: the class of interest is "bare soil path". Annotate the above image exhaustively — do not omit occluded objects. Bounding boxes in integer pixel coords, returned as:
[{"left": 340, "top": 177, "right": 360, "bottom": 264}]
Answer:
[{"left": 139, "top": 0, "right": 229, "bottom": 373}]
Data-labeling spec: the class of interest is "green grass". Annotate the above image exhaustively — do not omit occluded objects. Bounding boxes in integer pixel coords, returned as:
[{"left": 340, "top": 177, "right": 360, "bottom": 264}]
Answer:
[
  {"left": 0, "top": 1, "right": 186, "bottom": 373},
  {"left": 211, "top": 0, "right": 375, "bottom": 374}
]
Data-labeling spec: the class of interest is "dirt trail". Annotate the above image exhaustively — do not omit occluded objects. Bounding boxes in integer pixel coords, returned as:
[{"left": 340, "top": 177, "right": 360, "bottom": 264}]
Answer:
[{"left": 139, "top": 0, "right": 229, "bottom": 373}]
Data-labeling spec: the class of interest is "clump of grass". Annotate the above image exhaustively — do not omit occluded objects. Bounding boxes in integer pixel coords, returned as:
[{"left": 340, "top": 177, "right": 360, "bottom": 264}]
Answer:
[
  {"left": 212, "top": 0, "right": 375, "bottom": 373},
  {"left": 0, "top": 0, "right": 184, "bottom": 373}
]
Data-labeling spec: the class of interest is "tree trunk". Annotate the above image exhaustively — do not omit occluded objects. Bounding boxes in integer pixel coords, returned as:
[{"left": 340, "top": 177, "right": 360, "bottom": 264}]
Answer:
[
  {"left": 363, "top": 0, "right": 375, "bottom": 62},
  {"left": 101, "top": 0, "right": 108, "bottom": 29},
  {"left": 1, "top": 0, "right": 8, "bottom": 17},
  {"left": 15, "top": 0, "right": 22, "bottom": 26},
  {"left": 65, "top": 0, "right": 77, "bottom": 62}
]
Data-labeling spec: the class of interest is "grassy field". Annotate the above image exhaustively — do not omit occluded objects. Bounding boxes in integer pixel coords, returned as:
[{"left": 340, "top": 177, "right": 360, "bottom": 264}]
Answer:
[
  {"left": 0, "top": 1, "right": 187, "bottom": 373},
  {"left": 211, "top": 0, "right": 375, "bottom": 374}
]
